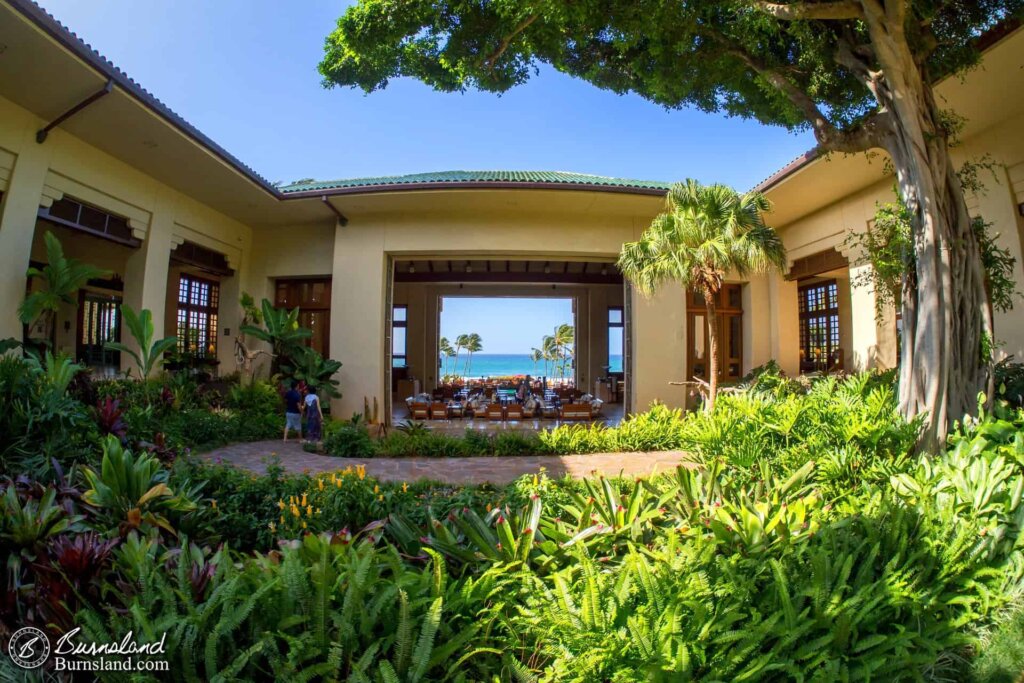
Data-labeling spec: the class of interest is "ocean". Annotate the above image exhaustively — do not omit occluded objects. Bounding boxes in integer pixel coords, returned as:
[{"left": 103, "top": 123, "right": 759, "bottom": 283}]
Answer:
[{"left": 439, "top": 353, "right": 623, "bottom": 378}]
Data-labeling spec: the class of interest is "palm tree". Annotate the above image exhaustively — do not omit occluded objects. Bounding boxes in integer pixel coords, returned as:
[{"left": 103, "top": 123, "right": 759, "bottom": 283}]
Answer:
[
  {"left": 618, "top": 179, "right": 785, "bottom": 412},
  {"left": 463, "top": 332, "right": 483, "bottom": 377},
  {"left": 19, "top": 231, "right": 110, "bottom": 348},
  {"left": 541, "top": 335, "right": 558, "bottom": 378},
  {"left": 439, "top": 337, "right": 454, "bottom": 377},
  {"left": 452, "top": 334, "right": 469, "bottom": 378},
  {"left": 530, "top": 347, "right": 543, "bottom": 375},
  {"left": 553, "top": 323, "right": 574, "bottom": 378}
]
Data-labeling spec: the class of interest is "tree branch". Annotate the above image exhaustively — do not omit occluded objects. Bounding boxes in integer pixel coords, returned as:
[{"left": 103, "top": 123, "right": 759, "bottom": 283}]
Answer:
[
  {"left": 483, "top": 13, "right": 539, "bottom": 69},
  {"left": 753, "top": 1, "right": 864, "bottom": 20}
]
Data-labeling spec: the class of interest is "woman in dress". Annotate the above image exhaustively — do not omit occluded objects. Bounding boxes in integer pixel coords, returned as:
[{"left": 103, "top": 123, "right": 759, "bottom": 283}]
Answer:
[{"left": 304, "top": 386, "right": 324, "bottom": 443}]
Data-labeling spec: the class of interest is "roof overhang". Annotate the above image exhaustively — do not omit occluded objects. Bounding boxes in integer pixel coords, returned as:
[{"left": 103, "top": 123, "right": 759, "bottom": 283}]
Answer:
[{"left": 756, "top": 21, "right": 1024, "bottom": 228}]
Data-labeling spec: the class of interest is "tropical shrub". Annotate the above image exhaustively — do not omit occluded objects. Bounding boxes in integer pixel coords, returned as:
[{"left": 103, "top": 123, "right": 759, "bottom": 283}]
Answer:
[
  {"left": 104, "top": 305, "right": 178, "bottom": 380},
  {"left": 323, "top": 417, "right": 375, "bottom": 457}
]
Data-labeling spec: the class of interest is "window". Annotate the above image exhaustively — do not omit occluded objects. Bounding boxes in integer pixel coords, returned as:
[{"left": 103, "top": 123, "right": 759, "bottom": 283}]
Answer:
[
  {"left": 798, "top": 280, "right": 841, "bottom": 373},
  {"left": 607, "top": 306, "right": 624, "bottom": 373},
  {"left": 78, "top": 293, "right": 121, "bottom": 370},
  {"left": 275, "top": 279, "right": 331, "bottom": 356},
  {"left": 687, "top": 284, "right": 743, "bottom": 381},
  {"left": 40, "top": 196, "right": 139, "bottom": 246},
  {"left": 392, "top": 305, "right": 407, "bottom": 368},
  {"left": 176, "top": 275, "right": 219, "bottom": 359}
]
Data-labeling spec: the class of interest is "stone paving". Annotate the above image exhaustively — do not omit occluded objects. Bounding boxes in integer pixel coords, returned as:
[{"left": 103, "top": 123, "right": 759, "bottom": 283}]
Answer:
[{"left": 198, "top": 440, "right": 692, "bottom": 485}]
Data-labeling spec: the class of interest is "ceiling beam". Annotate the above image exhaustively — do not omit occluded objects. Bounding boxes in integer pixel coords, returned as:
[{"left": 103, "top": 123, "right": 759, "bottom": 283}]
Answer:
[{"left": 394, "top": 271, "right": 624, "bottom": 285}]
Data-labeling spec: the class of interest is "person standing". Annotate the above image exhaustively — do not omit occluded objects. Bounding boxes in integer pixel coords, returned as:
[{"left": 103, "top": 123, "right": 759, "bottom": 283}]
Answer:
[
  {"left": 304, "top": 386, "right": 324, "bottom": 443},
  {"left": 283, "top": 380, "right": 303, "bottom": 442}
]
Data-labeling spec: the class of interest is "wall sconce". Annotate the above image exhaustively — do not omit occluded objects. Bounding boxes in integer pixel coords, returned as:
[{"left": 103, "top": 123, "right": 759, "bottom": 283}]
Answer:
[
  {"left": 465, "top": 263, "right": 472, "bottom": 273},
  {"left": 408, "top": 264, "right": 416, "bottom": 274},
  {"left": 224, "top": 327, "right": 231, "bottom": 336},
  {"left": 600, "top": 266, "right": 608, "bottom": 276}
]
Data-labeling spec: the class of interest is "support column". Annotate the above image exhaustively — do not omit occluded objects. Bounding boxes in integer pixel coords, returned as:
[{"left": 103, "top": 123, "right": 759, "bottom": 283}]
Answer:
[
  {"left": 768, "top": 272, "right": 800, "bottom": 376},
  {"left": 631, "top": 283, "right": 688, "bottom": 410},
  {"left": 329, "top": 221, "right": 386, "bottom": 419},
  {"left": 0, "top": 133, "right": 53, "bottom": 341},
  {"left": 216, "top": 254, "right": 244, "bottom": 372},
  {"left": 121, "top": 194, "right": 175, "bottom": 374}
]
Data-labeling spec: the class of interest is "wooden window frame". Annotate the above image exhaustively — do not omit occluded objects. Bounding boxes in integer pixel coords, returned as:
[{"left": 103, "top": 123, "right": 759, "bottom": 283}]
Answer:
[
  {"left": 274, "top": 278, "right": 332, "bottom": 357},
  {"left": 686, "top": 283, "right": 744, "bottom": 382},
  {"left": 38, "top": 195, "right": 140, "bottom": 247},
  {"left": 798, "top": 279, "right": 842, "bottom": 373},
  {"left": 176, "top": 274, "right": 219, "bottom": 359}
]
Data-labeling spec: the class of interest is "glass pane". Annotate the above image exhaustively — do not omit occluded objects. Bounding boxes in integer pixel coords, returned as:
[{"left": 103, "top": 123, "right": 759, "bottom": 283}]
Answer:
[
  {"left": 729, "top": 315, "right": 741, "bottom": 358},
  {"left": 392, "top": 327, "right": 406, "bottom": 356},
  {"left": 608, "top": 327, "right": 623, "bottom": 372},
  {"left": 608, "top": 307, "right": 622, "bottom": 324},
  {"left": 79, "top": 205, "right": 107, "bottom": 232},
  {"left": 693, "top": 315, "right": 705, "bottom": 360},
  {"left": 393, "top": 357, "right": 407, "bottom": 368},
  {"left": 727, "top": 285, "right": 741, "bottom": 309},
  {"left": 393, "top": 306, "right": 407, "bottom": 322},
  {"left": 49, "top": 198, "right": 79, "bottom": 223}
]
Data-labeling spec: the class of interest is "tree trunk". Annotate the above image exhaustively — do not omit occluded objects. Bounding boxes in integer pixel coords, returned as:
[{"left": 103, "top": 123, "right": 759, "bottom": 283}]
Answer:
[
  {"left": 703, "top": 291, "right": 719, "bottom": 413},
  {"left": 862, "top": 12, "right": 991, "bottom": 452}
]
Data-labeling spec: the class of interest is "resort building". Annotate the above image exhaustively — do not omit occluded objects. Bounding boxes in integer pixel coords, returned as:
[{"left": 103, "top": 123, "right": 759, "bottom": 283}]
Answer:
[{"left": 1, "top": 0, "right": 1022, "bottom": 422}]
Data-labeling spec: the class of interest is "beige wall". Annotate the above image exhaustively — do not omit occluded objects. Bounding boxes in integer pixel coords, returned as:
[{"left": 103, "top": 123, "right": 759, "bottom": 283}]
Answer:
[
  {"left": 0, "top": 94, "right": 255, "bottom": 373},
  {"left": 771, "top": 106, "right": 1024, "bottom": 366}
]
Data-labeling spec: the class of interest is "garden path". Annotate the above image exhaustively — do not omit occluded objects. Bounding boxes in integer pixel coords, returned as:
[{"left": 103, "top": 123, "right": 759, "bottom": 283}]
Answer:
[{"left": 198, "top": 441, "right": 692, "bottom": 485}]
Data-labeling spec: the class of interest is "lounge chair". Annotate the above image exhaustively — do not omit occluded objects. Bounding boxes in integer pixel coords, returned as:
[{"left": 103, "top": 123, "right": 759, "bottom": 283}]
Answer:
[
  {"left": 486, "top": 403, "right": 505, "bottom": 421},
  {"left": 560, "top": 403, "right": 592, "bottom": 421},
  {"left": 410, "top": 402, "right": 430, "bottom": 420},
  {"left": 429, "top": 401, "right": 449, "bottom": 419},
  {"left": 506, "top": 404, "right": 524, "bottom": 421}
]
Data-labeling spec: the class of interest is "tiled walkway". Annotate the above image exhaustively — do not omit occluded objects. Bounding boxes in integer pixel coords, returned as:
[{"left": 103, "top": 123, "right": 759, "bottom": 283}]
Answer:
[{"left": 198, "top": 440, "right": 691, "bottom": 485}]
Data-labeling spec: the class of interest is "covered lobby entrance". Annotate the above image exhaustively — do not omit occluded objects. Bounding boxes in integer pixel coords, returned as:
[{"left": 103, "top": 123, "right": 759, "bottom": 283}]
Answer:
[{"left": 387, "top": 257, "right": 629, "bottom": 428}]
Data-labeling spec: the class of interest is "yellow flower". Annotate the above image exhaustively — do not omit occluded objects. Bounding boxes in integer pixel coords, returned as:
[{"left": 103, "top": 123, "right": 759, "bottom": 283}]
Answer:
[
  {"left": 291, "top": 505, "right": 300, "bottom": 517},
  {"left": 268, "top": 522, "right": 277, "bottom": 533},
  {"left": 280, "top": 515, "right": 285, "bottom": 524},
  {"left": 318, "top": 479, "right": 325, "bottom": 491},
  {"left": 306, "top": 505, "right": 313, "bottom": 516},
  {"left": 277, "top": 499, "right": 285, "bottom": 510},
  {"left": 316, "top": 507, "right": 321, "bottom": 514},
  {"left": 301, "top": 493, "right": 308, "bottom": 507},
  {"left": 301, "top": 521, "right": 307, "bottom": 529},
  {"left": 373, "top": 485, "right": 380, "bottom": 494},
  {"left": 486, "top": 503, "right": 492, "bottom": 512},
  {"left": 402, "top": 482, "right": 408, "bottom": 493},
  {"left": 532, "top": 474, "right": 538, "bottom": 487},
  {"left": 210, "top": 499, "right": 217, "bottom": 510},
  {"left": 378, "top": 494, "right": 384, "bottom": 502},
  {"left": 336, "top": 479, "right": 342, "bottom": 488}
]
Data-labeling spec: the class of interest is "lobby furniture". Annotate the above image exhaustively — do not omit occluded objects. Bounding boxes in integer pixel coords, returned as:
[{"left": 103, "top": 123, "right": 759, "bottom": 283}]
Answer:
[
  {"left": 409, "top": 402, "right": 429, "bottom": 420},
  {"left": 429, "top": 402, "right": 449, "bottom": 419}
]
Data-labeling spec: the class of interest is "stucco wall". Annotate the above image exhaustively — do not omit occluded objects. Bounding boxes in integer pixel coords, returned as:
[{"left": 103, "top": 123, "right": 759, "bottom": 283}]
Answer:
[{"left": 0, "top": 94, "right": 255, "bottom": 373}]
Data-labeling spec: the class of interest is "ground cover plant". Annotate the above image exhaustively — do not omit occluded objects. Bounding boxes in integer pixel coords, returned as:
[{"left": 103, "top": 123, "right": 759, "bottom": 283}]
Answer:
[{"left": 3, "top": 369, "right": 1024, "bottom": 680}]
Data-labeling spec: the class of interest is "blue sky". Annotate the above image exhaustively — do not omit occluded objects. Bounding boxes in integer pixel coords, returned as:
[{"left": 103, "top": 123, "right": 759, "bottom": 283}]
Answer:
[
  {"left": 38, "top": 0, "right": 815, "bottom": 188},
  {"left": 440, "top": 298, "right": 574, "bottom": 355}
]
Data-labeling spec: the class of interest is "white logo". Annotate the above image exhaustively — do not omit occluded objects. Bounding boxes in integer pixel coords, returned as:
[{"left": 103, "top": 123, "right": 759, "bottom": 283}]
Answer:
[{"left": 8, "top": 627, "right": 50, "bottom": 669}]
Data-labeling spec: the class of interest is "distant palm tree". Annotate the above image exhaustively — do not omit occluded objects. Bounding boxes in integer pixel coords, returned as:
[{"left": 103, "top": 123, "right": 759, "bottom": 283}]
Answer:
[
  {"left": 530, "top": 347, "right": 543, "bottom": 375},
  {"left": 439, "top": 337, "right": 454, "bottom": 376},
  {"left": 452, "top": 334, "right": 470, "bottom": 378},
  {"left": 618, "top": 179, "right": 785, "bottom": 411},
  {"left": 541, "top": 335, "right": 557, "bottom": 378},
  {"left": 463, "top": 332, "right": 483, "bottom": 377},
  {"left": 553, "top": 323, "right": 574, "bottom": 378}
]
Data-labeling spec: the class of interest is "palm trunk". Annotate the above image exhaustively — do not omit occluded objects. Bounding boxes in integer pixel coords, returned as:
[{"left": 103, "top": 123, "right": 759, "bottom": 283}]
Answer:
[
  {"left": 703, "top": 291, "right": 719, "bottom": 413},
  {"left": 861, "top": 10, "right": 991, "bottom": 452}
]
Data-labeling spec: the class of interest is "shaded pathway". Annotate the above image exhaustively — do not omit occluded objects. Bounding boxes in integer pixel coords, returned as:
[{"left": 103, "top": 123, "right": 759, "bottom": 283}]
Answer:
[{"left": 198, "top": 440, "right": 691, "bottom": 485}]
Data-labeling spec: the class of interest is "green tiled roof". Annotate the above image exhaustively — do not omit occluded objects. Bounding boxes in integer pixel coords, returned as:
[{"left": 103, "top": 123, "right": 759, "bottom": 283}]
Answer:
[{"left": 279, "top": 170, "right": 670, "bottom": 194}]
